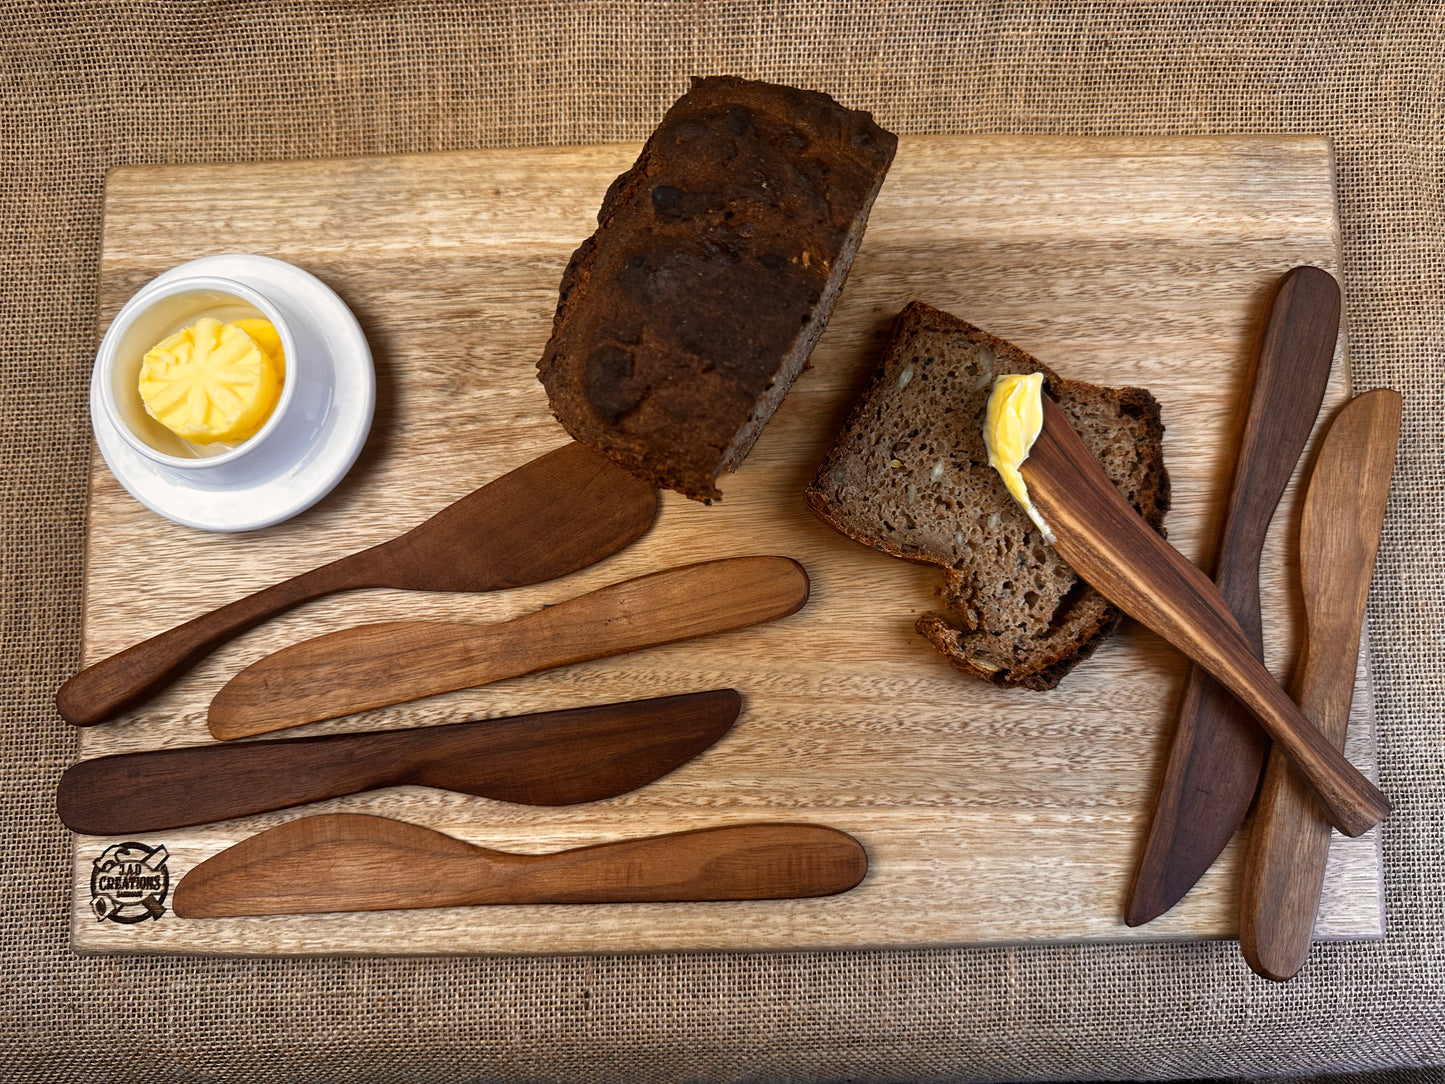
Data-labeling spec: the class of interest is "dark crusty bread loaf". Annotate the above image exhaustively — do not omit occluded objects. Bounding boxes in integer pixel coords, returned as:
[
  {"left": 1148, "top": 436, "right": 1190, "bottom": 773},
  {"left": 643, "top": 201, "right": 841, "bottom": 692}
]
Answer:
[
  {"left": 537, "top": 76, "right": 897, "bottom": 502},
  {"left": 805, "top": 301, "right": 1171, "bottom": 690}
]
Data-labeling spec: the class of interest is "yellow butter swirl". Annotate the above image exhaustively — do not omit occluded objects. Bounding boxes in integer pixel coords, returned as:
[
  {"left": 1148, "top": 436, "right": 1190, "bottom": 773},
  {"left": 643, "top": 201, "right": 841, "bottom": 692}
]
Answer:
[
  {"left": 983, "top": 371, "right": 1054, "bottom": 542},
  {"left": 139, "top": 316, "right": 285, "bottom": 444}
]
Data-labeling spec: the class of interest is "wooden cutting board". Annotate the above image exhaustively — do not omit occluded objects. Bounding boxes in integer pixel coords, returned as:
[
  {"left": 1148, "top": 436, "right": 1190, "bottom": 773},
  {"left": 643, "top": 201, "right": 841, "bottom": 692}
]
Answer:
[{"left": 71, "top": 135, "right": 1384, "bottom": 956}]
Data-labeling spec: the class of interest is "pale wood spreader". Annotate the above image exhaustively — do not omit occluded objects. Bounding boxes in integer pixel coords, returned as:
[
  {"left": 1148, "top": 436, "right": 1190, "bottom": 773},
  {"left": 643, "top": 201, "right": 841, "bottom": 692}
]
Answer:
[
  {"left": 72, "top": 136, "right": 1383, "bottom": 956},
  {"left": 1240, "top": 389, "right": 1401, "bottom": 980}
]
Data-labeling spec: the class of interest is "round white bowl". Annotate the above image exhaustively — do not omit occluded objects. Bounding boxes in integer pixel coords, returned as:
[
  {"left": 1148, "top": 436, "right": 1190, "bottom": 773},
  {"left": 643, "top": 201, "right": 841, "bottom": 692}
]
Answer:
[
  {"left": 97, "top": 275, "right": 301, "bottom": 470},
  {"left": 89, "top": 254, "right": 375, "bottom": 532}
]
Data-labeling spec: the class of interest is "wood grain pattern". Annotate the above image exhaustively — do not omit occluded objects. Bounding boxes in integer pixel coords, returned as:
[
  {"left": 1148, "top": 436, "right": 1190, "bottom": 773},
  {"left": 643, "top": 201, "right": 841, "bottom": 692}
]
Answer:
[
  {"left": 170, "top": 814, "right": 869, "bottom": 917},
  {"left": 1240, "top": 389, "right": 1401, "bottom": 980},
  {"left": 1127, "top": 266, "right": 1341, "bottom": 925},
  {"left": 1022, "top": 396, "right": 1389, "bottom": 836},
  {"left": 57, "top": 440, "right": 657, "bottom": 726},
  {"left": 207, "top": 555, "right": 808, "bottom": 738},
  {"left": 71, "top": 136, "right": 1383, "bottom": 957},
  {"left": 57, "top": 689, "right": 741, "bottom": 834}
]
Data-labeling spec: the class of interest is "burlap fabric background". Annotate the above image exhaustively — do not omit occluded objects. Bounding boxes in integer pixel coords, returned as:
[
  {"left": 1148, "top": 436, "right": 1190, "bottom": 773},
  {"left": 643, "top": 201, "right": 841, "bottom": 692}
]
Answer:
[{"left": 4, "top": 2, "right": 1443, "bottom": 1079}]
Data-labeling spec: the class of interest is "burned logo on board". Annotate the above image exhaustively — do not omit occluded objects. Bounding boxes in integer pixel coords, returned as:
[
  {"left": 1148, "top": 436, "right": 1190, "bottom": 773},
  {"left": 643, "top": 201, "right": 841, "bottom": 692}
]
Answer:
[{"left": 90, "top": 841, "right": 170, "bottom": 923}]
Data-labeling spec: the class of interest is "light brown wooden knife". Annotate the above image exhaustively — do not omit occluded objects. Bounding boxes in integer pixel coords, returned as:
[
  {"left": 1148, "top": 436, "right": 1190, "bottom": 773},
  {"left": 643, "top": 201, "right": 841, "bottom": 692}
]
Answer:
[
  {"left": 1019, "top": 395, "right": 1388, "bottom": 837},
  {"left": 171, "top": 813, "right": 869, "bottom": 917},
  {"left": 1240, "top": 388, "right": 1401, "bottom": 981},
  {"left": 58, "top": 442, "right": 658, "bottom": 727},
  {"left": 208, "top": 555, "right": 809, "bottom": 740}
]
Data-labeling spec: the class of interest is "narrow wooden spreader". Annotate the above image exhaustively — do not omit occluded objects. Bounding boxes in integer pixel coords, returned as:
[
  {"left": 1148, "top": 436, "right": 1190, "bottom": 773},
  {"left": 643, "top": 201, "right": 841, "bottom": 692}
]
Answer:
[
  {"left": 171, "top": 814, "right": 870, "bottom": 917},
  {"left": 57, "top": 441, "right": 657, "bottom": 726},
  {"left": 208, "top": 555, "right": 810, "bottom": 739},
  {"left": 1128, "top": 265, "right": 1341, "bottom": 926},
  {"left": 1020, "top": 396, "right": 1389, "bottom": 838},
  {"left": 57, "top": 688, "right": 741, "bottom": 834},
  {"left": 1240, "top": 389, "right": 1401, "bottom": 981}
]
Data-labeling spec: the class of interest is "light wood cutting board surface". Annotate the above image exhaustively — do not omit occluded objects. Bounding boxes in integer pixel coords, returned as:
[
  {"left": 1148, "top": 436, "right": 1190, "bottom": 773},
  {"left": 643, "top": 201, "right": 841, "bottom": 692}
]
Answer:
[{"left": 71, "top": 136, "right": 1383, "bottom": 956}]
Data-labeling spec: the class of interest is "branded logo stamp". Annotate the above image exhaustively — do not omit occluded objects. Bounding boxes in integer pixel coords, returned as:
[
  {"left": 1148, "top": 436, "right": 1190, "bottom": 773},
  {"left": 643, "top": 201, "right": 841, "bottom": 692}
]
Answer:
[{"left": 90, "top": 841, "right": 170, "bottom": 923}]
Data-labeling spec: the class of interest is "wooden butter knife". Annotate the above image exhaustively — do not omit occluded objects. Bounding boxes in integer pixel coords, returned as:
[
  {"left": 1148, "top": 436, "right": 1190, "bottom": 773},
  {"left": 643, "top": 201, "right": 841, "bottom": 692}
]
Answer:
[
  {"left": 57, "top": 442, "right": 658, "bottom": 727},
  {"left": 57, "top": 688, "right": 741, "bottom": 835},
  {"left": 1128, "top": 265, "right": 1340, "bottom": 926},
  {"left": 208, "top": 555, "right": 810, "bottom": 740},
  {"left": 171, "top": 813, "right": 869, "bottom": 917},
  {"left": 1240, "top": 389, "right": 1400, "bottom": 981},
  {"left": 1019, "top": 395, "right": 1388, "bottom": 837}
]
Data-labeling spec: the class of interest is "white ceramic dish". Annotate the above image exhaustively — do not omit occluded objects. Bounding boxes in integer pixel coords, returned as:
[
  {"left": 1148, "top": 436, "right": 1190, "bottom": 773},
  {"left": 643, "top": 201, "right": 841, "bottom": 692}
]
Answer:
[{"left": 90, "top": 254, "right": 374, "bottom": 531}]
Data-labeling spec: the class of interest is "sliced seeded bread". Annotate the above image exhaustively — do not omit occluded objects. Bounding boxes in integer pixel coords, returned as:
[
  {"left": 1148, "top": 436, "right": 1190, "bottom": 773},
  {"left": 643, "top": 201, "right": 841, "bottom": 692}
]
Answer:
[
  {"left": 804, "top": 301, "right": 1171, "bottom": 690},
  {"left": 537, "top": 76, "right": 897, "bottom": 502}
]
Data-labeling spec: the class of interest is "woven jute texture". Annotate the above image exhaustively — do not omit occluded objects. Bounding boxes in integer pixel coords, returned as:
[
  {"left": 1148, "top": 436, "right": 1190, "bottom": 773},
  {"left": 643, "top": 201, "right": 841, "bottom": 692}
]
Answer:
[{"left": 4, "top": 2, "right": 1443, "bottom": 1079}]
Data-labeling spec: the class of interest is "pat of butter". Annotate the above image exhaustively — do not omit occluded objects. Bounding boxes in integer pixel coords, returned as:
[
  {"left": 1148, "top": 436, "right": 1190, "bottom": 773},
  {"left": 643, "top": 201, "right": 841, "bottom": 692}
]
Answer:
[
  {"left": 139, "top": 316, "right": 285, "bottom": 444},
  {"left": 983, "top": 371, "right": 1054, "bottom": 543}
]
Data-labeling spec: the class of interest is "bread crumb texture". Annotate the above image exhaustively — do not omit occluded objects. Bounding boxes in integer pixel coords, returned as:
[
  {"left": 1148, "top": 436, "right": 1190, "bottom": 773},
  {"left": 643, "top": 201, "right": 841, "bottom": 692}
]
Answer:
[{"left": 805, "top": 301, "right": 1170, "bottom": 690}]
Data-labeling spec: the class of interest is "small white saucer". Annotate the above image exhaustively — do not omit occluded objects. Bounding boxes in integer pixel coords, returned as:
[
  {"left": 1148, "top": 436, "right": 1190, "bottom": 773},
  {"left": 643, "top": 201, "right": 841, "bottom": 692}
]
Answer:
[{"left": 90, "top": 254, "right": 375, "bottom": 532}]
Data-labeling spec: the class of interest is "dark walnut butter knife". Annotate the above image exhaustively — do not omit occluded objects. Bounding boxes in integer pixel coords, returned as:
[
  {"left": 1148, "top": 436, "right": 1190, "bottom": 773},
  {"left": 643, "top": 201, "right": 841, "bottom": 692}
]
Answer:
[
  {"left": 1127, "top": 266, "right": 1341, "bottom": 926},
  {"left": 57, "top": 689, "right": 741, "bottom": 835}
]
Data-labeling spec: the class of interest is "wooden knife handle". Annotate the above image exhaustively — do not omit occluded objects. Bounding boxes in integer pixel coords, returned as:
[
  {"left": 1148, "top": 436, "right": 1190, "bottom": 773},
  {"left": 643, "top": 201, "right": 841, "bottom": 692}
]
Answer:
[
  {"left": 472, "top": 822, "right": 869, "bottom": 905},
  {"left": 1238, "top": 698, "right": 1338, "bottom": 980},
  {"left": 1213, "top": 266, "right": 1342, "bottom": 581},
  {"left": 208, "top": 555, "right": 809, "bottom": 740},
  {"left": 55, "top": 551, "right": 374, "bottom": 727},
  {"left": 1137, "top": 591, "right": 1384, "bottom": 839},
  {"left": 56, "top": 726, "right": 409, "bottom": 834},
  {"left": 57, "top": 688, "right": 741, "bottom": 835}
]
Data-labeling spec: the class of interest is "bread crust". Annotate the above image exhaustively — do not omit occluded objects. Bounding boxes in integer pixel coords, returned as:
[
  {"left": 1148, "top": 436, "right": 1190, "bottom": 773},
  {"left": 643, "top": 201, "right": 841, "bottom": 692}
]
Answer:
[
  {"left": 805, "top": 301, "right": 1171, "bottom": 690},
  {"left": 537, "top": 76, "right": 897, "bottom": 501}
]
